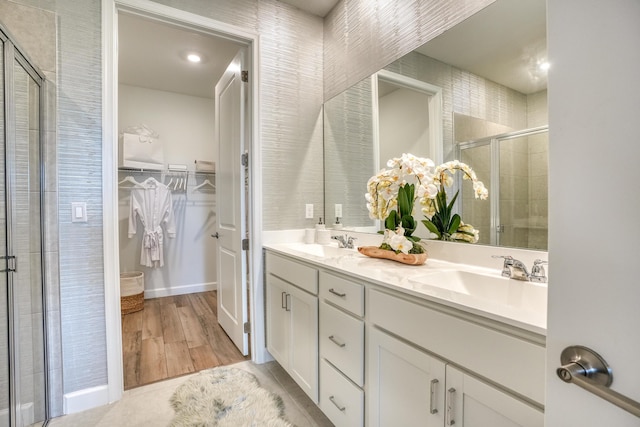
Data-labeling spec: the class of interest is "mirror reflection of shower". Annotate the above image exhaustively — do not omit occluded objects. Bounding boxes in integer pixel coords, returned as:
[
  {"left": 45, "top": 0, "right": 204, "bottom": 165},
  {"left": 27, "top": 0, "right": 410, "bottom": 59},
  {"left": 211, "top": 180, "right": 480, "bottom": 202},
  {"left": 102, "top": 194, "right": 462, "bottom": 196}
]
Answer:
[{"left": 458, "top": 127, "right": 549, "bottom": 250}]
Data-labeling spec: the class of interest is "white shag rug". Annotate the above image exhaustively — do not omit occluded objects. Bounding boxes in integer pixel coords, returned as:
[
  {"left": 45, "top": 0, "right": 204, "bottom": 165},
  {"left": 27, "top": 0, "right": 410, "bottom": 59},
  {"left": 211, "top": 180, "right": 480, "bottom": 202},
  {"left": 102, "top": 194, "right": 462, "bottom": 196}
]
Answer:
[{"left": 169, "top": 366, "right": 295, "bottom": 427}]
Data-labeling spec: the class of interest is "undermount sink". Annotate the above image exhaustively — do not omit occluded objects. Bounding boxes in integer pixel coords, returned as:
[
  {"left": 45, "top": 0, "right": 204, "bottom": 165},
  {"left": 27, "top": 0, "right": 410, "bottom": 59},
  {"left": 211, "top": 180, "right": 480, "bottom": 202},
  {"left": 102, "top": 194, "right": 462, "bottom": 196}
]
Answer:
[
  {"left": 409, "top": 269, "right": 547, "bottom": 309},
  {"left": 282, "top": 243, "right": 357, "bottom": 258}
]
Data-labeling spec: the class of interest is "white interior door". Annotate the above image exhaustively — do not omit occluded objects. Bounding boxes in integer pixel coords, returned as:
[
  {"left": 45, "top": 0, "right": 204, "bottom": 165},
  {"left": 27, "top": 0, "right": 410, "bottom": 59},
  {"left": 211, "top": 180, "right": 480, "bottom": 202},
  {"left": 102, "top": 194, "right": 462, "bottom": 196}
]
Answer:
[
  {"left": 215, "top": 50, "right": 248, "bottom": 355},
  {"left": 546, "top": 1, "right": 640, "bottom": 425}
]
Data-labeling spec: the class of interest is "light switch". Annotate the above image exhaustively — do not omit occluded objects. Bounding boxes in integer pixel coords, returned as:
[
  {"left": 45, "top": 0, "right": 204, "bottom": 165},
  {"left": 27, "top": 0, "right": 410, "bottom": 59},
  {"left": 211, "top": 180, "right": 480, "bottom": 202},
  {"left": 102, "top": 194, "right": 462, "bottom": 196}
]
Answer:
[{"left": 71, "top": 202, "right": 87, "bottom": 223}]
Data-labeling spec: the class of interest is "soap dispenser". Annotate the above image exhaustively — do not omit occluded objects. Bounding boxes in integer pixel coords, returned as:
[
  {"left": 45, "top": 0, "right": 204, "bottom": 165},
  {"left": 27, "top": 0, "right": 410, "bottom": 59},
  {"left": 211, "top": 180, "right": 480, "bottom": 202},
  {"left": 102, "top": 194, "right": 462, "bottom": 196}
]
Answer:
[
  {"left": 333, "top": 217, "right": 343, "bottom": 230},
  {"left": 316, "top": 217, "right": 331, "bottom": 244}
]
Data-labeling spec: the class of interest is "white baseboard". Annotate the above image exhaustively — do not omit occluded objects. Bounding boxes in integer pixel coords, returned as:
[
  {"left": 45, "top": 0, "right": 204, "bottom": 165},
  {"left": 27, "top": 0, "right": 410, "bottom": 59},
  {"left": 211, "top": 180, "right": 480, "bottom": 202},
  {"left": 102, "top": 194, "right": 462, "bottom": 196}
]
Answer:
[
  {"left": 0, "top": 401, "right": 34, "bottom": 425},
  {"left": 64, "top": 385, "right": 109, "bottom": 415},
  {"left": 144, "top": 281, "right": 217, "bottom": 299}
]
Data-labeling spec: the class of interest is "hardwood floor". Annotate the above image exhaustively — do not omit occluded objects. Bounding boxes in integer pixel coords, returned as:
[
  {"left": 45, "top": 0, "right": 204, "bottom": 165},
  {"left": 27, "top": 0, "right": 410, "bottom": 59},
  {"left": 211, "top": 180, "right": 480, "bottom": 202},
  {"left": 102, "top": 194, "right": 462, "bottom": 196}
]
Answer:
[{"left": 121, "top": 291, "right": 249, "bottom": 389}]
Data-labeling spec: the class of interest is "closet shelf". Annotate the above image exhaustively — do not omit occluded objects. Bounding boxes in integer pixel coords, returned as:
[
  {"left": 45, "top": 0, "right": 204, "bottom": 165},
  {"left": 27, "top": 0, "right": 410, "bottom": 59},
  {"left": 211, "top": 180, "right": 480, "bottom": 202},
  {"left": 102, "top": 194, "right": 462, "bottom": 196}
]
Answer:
[{"left": 118, "top": 167, "right": 214, "bottom": 176}]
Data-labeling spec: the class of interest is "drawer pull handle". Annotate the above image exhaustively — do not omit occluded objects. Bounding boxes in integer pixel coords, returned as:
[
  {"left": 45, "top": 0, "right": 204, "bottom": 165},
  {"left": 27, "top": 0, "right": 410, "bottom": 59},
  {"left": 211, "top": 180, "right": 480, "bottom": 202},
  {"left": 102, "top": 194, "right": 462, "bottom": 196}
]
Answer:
[
  {"left": 328, "top": 335, "right": 346, "bottom": 348},
  {"left": 329, "top": 288, "right": 346, "bottom": 298},
  {"left": 430, "top": 379, "right": 439, "bottom": 414},
  {"left": 329, "top": 395, "right": 346, "bottom": 412},
  {"left": 447, "top": 387, "right": 456, "bottom": 425},
  {"left": 281, "top": 291, "right": 287, "bottom": 309}
]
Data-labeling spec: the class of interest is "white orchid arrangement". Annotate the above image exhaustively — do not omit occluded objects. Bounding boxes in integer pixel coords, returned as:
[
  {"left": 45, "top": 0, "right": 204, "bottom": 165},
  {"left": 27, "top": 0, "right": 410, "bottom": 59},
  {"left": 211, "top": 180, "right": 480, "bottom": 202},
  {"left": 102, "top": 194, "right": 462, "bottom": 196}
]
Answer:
[
  {"left": 420, "top": 160, "right": 488, "bottom": 243},
  {"left": 366, "top": 154, "right": 488, "bottom": 253},
  {"left": 366, "top": 153, "right": 439, "bottom": 254}
]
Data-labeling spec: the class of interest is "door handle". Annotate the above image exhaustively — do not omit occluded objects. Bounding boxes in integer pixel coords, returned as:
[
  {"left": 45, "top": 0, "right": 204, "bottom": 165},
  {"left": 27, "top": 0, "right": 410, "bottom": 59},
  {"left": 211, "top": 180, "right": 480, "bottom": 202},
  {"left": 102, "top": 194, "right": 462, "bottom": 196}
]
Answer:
[
  {"left": 429, "top": 379, "right": 439, "bottom": 414},
  {"left": 328, "top": 288, "right": 346, "bottom": 298},
  {"left": 281, "top": 291, "right": 287, "bottom": 309},
  {"left": 557, "top": 345, "right": 640, "bottom": 418},
  {"left": 285, "top": 293, "right": 291, "bottom": 311},
  {"left": 211, "top": 232, "right": 220, "bottom": 239},
  {"left": 446, "top": 387, "right": 456, "bottom": 425}
]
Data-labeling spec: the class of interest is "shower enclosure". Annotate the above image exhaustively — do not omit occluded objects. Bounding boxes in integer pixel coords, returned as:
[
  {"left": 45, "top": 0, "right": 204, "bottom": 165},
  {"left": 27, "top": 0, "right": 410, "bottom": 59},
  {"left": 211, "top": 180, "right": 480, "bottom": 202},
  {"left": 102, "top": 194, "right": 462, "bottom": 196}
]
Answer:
[
  {"left": 0, "top": 26, "right": 48, "bottom": 427},
  {"left": 458, "top": 126, "right": 549, "bottom": 250}
]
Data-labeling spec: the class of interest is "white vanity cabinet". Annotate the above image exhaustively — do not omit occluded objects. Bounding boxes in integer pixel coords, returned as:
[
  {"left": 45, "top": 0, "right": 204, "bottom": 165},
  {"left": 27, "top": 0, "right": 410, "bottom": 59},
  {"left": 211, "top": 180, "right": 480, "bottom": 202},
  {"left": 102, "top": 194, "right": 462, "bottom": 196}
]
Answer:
[
  {"left": 368, "top": 326, "right": 446, "bottom": 427},
  {"left": 318, "top": 271, "right": 365, "bottom": 427},
  {"left": 263, "top": 246, "right": 546, "bottom": 427},
  {"left": 265, "top": 252, "right": 319, "bottom": 403},
  {"left": 367, "top": 288, "right": 544, "bottom": 427}
]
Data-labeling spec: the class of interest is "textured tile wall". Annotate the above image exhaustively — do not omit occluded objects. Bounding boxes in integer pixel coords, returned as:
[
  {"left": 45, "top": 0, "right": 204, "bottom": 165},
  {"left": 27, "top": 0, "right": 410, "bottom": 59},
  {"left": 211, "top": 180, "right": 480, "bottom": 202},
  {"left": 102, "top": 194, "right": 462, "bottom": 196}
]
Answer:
[
  {"left": 324, "top": 0, "right": 496, "bottom": 101},
  {"left": 324, "top": 77, "right": 374, "bottom": 228},
  {"left": 8, "top": 0, "right": 324, "bottom": 402},
  {"left": 151, "top": 0, "right": 325, "bottom": 230}
]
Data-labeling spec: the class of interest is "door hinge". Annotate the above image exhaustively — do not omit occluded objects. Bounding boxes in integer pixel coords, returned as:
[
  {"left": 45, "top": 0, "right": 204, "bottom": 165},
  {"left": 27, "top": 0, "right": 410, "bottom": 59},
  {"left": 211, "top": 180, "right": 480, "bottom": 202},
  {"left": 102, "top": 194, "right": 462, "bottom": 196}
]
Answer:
[
  {"left": 241, "top": 152, "right": 249, "bottom": 167},
  {"left": 241, "top": 70, "right": 249, "bottom": 82},
  {"left": 242, "top": 238, "right": 249, "bottom": 251},
  {"left": 243, "top": 321, "right": 251, "bottom": 333},
  {"left": 0, "top": 255, "right": 16, "bottom": 273}
]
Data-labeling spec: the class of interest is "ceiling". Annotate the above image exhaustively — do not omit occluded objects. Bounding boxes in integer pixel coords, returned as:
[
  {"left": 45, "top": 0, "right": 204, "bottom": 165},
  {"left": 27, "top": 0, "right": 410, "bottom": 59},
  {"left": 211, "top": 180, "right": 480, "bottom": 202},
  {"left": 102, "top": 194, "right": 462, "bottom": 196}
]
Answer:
[
  {"left": 278, "top": 0, "right": 340, "bottom": 17},
  {"left": 118, "top": 0, "right": 546, "bottom": 100},
  {"left": 417, "top": 0, "right": 547, "bottom": 94},
  {"left": 118, "top": 13, "right": 244, "bottom": 99}
]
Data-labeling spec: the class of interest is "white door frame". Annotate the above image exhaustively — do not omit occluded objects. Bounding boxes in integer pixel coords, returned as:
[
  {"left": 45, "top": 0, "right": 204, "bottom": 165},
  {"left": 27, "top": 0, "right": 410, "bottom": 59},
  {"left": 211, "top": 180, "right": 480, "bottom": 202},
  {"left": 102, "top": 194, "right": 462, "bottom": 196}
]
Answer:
[{"left": 102, "top": 0, "right": 263, "bottom": 404}]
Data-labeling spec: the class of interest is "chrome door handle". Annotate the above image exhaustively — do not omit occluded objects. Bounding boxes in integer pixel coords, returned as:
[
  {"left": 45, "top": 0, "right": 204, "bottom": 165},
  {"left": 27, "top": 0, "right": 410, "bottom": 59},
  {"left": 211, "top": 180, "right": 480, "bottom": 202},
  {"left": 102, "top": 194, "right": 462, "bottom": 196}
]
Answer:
[
  {"left": 281, "top": 291, "right": 287, "bottom": 309},
  {"left": 446, "top": 387, "right": 456, "bottom": 425},
  {"left": 557, "top": 345, "right": 640, "bottom": 418},
  {"left": 429, "top": 379, "right": 439, "bottom": 414},
  {"left": 211, "top": 232, "right": 220, "bottom": 238}
]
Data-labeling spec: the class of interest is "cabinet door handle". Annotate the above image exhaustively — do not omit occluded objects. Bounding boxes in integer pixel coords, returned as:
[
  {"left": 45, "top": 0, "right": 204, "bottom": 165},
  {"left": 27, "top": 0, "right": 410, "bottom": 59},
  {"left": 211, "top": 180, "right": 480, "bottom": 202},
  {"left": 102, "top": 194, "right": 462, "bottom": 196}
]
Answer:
[
  {"left": 429, "top": 379, "right": 439, "bottom": 414},
  {"left": 329, "top": 288, "right": 346, "bottom": 298},
  {"left": 281, "top": 291, "right": 287, "bottom": 309},
  {"left": 285, "top": 293, "right": 291, "bottom": 311},
  {"left": 328, "top": 335, "right": 346, "bottom": 348},
  {"left": 447, "top": 387, "right": 456, "bottom": 425},
  {"left": 329, "top": 395, "right": 346, "bottom": 412}
]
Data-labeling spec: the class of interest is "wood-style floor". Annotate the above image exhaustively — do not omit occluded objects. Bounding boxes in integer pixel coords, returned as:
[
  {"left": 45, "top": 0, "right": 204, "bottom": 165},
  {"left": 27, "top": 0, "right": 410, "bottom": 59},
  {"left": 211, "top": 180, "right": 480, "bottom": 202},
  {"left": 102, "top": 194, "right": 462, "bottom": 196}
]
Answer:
[{"left": 121, "top": 291, "right": 249, "bottom": 389}]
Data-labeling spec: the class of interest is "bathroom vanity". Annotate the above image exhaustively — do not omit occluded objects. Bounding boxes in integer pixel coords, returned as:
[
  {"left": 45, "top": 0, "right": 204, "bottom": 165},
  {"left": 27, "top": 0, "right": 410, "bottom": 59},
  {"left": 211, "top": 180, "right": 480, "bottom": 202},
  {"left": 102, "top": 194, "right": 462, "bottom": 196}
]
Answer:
[{"left": 264, "top": 242, "right": 546, "bottom": 427}]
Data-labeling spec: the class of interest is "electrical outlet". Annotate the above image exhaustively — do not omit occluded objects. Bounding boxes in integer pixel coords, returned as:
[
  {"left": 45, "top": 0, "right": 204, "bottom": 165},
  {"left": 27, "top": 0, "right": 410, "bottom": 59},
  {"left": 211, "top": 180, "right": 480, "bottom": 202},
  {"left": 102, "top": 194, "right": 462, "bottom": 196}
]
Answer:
[
  {"left": 335, "top": 204, "right": 343, "bottom": 218},
  {"left": 305, "top": 204, "right": 314, "bottom": 219}
]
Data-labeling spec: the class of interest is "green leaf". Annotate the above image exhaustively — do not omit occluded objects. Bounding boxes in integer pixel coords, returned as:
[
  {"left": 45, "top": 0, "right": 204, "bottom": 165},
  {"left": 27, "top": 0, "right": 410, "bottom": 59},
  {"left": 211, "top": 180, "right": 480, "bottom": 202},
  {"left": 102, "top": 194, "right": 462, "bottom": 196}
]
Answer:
[
  {"left": 397, "top": 186, "right": 411, "bottom": 217},
  {"left": 385, "top": 210, "right": 398, "bottom": 230},
  {"left": 448, "top": 214, "right": 461, "bottom": 234},
  {"left": 422, "top": 219, "right": 441, "bottom": 238},
  {"left": 447, "top": 190, "right": 459, "bottom": 212},
  {"left": 401, "top": 215, "right": 416, "bottom": 235}
]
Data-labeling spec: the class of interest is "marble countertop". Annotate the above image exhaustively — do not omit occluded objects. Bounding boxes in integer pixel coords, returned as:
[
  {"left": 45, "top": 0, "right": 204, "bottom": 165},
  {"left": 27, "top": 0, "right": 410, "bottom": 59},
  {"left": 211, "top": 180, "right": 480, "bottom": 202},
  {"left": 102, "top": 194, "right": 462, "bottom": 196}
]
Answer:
[{"left": 264, "top": 242, "right": 547, "bottom": 336}]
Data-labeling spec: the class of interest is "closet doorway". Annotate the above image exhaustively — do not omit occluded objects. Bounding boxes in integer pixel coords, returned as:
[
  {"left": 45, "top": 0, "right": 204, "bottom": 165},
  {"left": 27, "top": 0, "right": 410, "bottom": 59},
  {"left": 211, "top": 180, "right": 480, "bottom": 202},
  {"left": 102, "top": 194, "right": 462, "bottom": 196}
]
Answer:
[{"left": 116, "top": 11, "right": 251, "bottom": 389}]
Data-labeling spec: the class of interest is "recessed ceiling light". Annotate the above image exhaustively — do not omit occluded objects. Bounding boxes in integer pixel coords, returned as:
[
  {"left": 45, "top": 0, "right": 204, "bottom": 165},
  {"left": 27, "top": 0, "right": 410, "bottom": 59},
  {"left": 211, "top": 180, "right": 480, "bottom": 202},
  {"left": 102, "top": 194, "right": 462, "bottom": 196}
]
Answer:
[{"left": 187, "top": 53, "right": 201, "bottom": 63}]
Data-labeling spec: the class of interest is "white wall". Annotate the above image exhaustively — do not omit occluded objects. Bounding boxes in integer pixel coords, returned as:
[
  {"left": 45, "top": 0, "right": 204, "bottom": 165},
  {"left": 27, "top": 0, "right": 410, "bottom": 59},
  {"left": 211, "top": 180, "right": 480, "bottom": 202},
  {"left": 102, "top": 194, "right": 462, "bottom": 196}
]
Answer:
[
  {"left": 118, "top": 84, "right": 217, "bottom": 297},
  {"left": 378, "top": 87, "right": 430, "bottom": 169}
]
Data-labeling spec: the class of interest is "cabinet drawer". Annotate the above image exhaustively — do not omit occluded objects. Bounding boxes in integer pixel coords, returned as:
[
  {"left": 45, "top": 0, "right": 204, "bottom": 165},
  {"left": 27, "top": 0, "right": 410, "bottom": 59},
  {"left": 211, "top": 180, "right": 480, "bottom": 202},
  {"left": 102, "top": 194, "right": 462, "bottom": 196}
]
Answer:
[
  {"left": 320, "top": 359, "right": 364, "bottom": 427},
  {"left": 369, "top": 289, "right": 546, "bottom": 405},
  {"left": 320, "top": 301, "right": 364, "bottom": 386},
  {"left": 319, "top": 271, "right": 364, "bottom": 316},
  {"left": 266, "top": 252, "right": 318, "bottom": 295}
]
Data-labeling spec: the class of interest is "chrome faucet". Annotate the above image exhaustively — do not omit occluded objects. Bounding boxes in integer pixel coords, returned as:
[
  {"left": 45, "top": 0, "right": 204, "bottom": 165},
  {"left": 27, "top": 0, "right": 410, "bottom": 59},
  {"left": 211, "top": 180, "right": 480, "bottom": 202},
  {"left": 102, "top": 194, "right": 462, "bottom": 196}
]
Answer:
[
  {"left": 493, "top": 255, "right": 547, "bottom": 282},
  {"left": 332, "top": 234, "right": 357, "bottom": 249}
]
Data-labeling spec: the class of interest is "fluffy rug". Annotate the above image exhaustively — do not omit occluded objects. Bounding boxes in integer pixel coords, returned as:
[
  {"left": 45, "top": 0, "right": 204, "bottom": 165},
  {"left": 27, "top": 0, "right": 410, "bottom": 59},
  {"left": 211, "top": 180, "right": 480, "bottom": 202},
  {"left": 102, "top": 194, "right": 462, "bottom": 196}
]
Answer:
[{"left": 169, "top": 366, "right": 294, "bottom": 427}]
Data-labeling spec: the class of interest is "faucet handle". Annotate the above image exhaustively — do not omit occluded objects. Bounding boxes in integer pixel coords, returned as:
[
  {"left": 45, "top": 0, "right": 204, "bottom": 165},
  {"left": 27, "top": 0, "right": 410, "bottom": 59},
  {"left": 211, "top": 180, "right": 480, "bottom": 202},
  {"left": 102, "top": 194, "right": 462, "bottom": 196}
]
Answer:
[
  {"left": 530, "top": 259, "right": 548, "bottom": 283},
  {"left": 492, "top": 255, "right": 514, "bottom": 277}
]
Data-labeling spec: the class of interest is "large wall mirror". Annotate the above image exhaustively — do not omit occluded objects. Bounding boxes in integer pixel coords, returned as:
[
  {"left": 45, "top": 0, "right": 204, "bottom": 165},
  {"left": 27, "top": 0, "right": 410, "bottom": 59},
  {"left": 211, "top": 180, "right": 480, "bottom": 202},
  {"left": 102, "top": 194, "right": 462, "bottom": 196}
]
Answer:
[{"left": 324, "top": 0, "right": 548, "bottom": 250}]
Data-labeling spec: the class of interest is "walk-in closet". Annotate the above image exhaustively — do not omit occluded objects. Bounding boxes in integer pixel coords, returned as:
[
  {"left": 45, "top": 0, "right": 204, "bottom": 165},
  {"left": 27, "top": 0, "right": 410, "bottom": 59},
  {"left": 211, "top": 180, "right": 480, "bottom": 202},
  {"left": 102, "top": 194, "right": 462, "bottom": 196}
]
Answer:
[{"left": 116, "top": 12, "right": 248, "bottom": 389}]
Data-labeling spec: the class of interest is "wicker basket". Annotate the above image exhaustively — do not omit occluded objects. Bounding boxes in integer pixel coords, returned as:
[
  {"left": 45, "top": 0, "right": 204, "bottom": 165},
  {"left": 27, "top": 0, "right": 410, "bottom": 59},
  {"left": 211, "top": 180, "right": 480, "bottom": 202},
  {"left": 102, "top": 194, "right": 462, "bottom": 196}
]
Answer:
[{"left": 120, "top": 271, "right": 144, "bottom": 314}]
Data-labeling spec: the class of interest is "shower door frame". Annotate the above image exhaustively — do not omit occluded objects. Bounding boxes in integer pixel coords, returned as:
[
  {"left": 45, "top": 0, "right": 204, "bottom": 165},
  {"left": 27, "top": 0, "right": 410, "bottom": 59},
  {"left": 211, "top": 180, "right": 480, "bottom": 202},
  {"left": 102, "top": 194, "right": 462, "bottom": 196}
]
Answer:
[
  {"left": 1, "top": 24, "right": 49, "bottom": 427},
  {"left": 456, "top": 125, "right": 548, "bottom": 247}
]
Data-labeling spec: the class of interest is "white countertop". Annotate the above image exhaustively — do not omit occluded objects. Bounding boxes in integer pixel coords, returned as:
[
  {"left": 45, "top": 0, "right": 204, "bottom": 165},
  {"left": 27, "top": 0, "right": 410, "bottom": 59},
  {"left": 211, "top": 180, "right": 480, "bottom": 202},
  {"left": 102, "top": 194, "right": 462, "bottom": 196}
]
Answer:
[{"left": 264, "top": 242, "right": 547, "bottom": 336}]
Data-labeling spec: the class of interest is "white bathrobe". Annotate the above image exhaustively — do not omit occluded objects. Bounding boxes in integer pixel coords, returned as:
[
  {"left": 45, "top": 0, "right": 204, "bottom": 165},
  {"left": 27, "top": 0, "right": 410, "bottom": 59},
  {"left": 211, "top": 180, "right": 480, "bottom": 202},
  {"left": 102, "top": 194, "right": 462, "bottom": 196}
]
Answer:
[{"left": 128, "top": 178, "right": 176, "bottom": 268}]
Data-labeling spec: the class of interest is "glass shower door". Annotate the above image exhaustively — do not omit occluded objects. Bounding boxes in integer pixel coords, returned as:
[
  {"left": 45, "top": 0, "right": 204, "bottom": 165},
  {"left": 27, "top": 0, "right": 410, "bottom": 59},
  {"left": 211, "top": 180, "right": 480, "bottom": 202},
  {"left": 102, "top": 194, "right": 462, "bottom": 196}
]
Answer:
[{"left": 0, "top": 33, "right": 47, "bottom": 427}]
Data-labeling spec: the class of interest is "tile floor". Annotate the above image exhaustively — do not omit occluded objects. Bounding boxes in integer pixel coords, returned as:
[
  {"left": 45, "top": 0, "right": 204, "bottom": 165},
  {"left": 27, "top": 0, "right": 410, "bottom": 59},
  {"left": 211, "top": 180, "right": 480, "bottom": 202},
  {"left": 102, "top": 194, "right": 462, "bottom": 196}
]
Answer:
[{"left": 47, "top": 361, "right": 333, "bottom": 427}]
